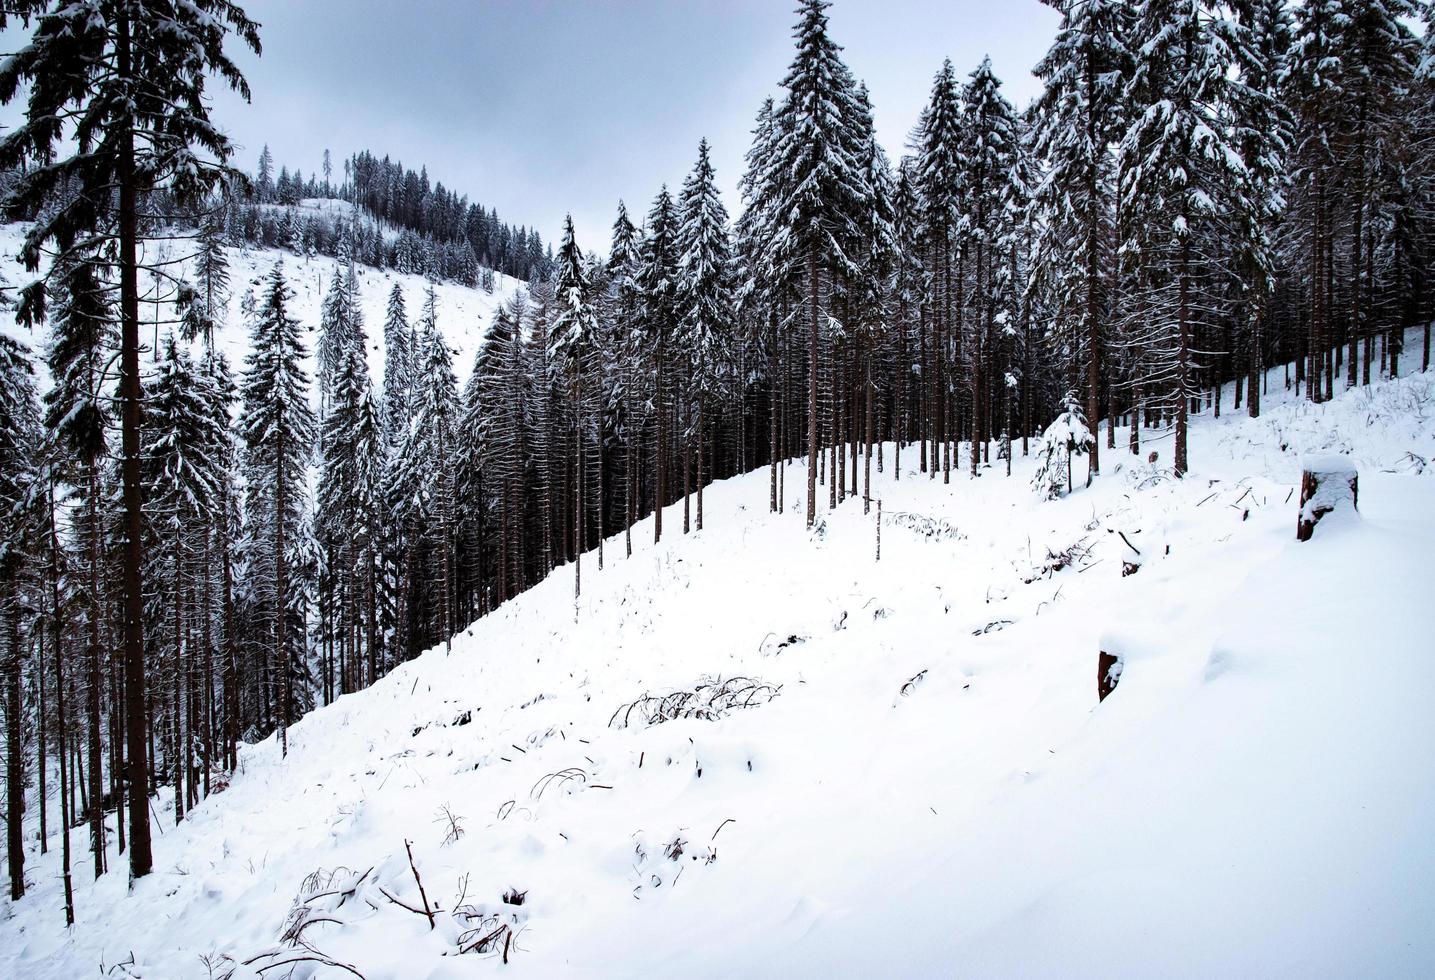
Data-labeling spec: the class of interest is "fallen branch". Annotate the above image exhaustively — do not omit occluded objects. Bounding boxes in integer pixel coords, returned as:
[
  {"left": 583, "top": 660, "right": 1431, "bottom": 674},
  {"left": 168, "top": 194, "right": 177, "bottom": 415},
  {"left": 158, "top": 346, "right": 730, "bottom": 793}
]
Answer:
[{"left": 404, "top": 839, "right": 436, "bottom": 930}]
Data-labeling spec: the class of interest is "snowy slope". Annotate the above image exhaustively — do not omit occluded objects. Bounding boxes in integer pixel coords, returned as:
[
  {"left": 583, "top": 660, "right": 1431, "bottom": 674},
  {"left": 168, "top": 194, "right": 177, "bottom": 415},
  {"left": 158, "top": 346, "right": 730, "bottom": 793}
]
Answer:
[
  {"left": 2, "top": 336, "right": 1434, "bottom": 977},
  {"left": 0, "top": 212, "right": 525, "bottom": 391}
]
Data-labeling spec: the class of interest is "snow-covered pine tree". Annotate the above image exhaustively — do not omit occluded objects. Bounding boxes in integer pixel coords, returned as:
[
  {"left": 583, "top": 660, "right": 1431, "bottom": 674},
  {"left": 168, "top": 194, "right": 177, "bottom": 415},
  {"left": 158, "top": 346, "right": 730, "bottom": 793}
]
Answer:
[
  {"left": 548, "top": 215, "right": 600, "bottom": 601},
  {"left": 916, "top": 58, "right": 965, "bottom": 482},
  {"left": 1227, "top": 0, "right": 1292, "bottom": 418},
  {"left": 0, "top": 335, "right": 39, "bottom": 901},
  {"left": 316, "top": 320, "right": 382, "bottom": 695},
  {"left": 890, "top": 158, "right": 926, "bottom": 479},
  {"left": 735, "top": 95, "right": 788, "bottom": 512},
  {"left": 676, "top": 139, "right": 736, "bottom": 533},
  {"left": 145, "top": 333, "right": 226, "bottom": 822},
  {"left": 239, "top": 262, "right": 316, "bottom": 758},
  {"left": 1119, "top": 0, "right": 1242, "bottom": 476},
  {"left": 393, "top": 288, "right": 460, "bottom": 652},
  {"left": 0, "top": 0, "right": 260, "bottom": 881},
  {"left": 257, "top": 144, "right": 275, "bottom": 202},
  {"left": 1031, "top": 0, "right": 1132, "bottom": 467},
  {"left": 768, "top": 0, "right": 871, "bottom": 522},
  {"left": 852, "top": 103, "right": 898, "bottom": 509},
  {"left": 381, "top": 284, "right": 418, "bottom": 444},
  {"left": 637, "top": 187, "right": 681, "bottom": 542},
  {"left": 958, "top": 57, "right": 1022, "bottom": 477},
  {"left": 42, "top": 257, "right": 115, "bottom": 878},
  {"left": 1337, "top": 1, "right": 1420, "bottom": 384},
  {"left": 197, "top": 347, "right": 242, "bottom": 775},
  {"left": 188, "top": 220, "right": 231, "bottom": 347},
  {"left": 607, "top": 201, "right": 644, "bottom": 555},
  {"left": 1285, "top": 0, "right": 1349, "bottom": 403},
  {"left": 1031, "top": 390, "right": 1095, "bottom": 500}
]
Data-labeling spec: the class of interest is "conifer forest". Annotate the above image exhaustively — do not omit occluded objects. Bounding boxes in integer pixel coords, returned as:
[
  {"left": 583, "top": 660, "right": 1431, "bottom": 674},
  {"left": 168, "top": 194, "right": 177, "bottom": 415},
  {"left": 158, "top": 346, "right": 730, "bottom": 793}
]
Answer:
[{"left": 1, "top": 2, "right": 1433, "bottom": 976}]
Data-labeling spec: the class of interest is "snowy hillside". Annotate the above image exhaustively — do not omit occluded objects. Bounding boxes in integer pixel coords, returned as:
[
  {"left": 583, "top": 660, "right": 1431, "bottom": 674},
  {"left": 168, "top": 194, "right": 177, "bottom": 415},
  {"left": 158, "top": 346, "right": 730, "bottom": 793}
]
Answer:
[
  {"left": 0, "top": 214, "right": 525, "bottom": 389},
  {"left": 2, "top": 340, "right": 1432, "bottom": 978}
]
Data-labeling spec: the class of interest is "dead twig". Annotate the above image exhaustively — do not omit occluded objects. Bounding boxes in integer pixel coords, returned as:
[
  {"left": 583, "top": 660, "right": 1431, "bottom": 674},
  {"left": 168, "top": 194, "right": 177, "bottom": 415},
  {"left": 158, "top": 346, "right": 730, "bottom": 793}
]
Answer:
[{"left": 404, "top": 839, "right": 436, "bottom": 930}]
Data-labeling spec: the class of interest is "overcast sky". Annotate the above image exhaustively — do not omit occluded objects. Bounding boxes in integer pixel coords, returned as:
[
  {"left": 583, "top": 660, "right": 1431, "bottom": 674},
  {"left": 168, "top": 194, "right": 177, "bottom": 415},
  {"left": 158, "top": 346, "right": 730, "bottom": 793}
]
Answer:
[
  {"left": 207, "top": 0, "right": 1062, "bottom": 251},
  {"left": 7, "top": 1, "right": 1062, "bottom": 254}
]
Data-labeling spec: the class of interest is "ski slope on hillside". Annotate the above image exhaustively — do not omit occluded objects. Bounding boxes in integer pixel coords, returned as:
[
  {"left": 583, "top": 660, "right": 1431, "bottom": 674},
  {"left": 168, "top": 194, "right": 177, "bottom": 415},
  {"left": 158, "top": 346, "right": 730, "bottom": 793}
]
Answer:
[
  {"left": 0, "top": 215, "right": 524, "bottom": 392},
  {"left": 3, "top": 333, "right": 1432, "bottom": 978}
]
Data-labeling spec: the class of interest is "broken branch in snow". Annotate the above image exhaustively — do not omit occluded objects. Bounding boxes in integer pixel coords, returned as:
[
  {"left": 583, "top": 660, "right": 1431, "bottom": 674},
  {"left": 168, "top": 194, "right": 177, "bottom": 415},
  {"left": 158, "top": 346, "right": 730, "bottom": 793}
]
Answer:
[{"left": 404, "top": 839, "right": 437, "bottom": 929}]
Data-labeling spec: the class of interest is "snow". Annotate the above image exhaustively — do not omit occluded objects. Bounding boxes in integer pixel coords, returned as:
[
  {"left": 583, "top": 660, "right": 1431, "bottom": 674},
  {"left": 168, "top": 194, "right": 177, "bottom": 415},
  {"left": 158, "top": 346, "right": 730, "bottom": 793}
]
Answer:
[
  {"left": 3, "top": 248, "right": 1435, "bottom": 974},
  {"left": 0, "top": 212, "right": 525, "bottom": 395}
]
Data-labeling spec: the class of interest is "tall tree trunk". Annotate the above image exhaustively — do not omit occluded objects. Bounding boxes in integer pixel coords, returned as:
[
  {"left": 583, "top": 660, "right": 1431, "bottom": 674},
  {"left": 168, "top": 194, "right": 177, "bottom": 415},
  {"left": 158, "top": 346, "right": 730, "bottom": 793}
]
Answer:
[
  {"left": 807, "top": 248, "right": 819, "bottom": 527},
  {"left": 48, "top": 484, "right": 74, "bottom": 921},
  {"left": 4, "top": 589, "right": 23, "bottom": 900},
  {"left": 655, "top": 345, "right": 666, "bottom": 542},
  {"left": 86, "top": 466, "right": 105, "bottom": 876},
  {"left": 1176, "top": 237, "right": 1191, "bottom": 477},
  {"left": 117, "top": 10, "right": 154, "bottom": 877}
]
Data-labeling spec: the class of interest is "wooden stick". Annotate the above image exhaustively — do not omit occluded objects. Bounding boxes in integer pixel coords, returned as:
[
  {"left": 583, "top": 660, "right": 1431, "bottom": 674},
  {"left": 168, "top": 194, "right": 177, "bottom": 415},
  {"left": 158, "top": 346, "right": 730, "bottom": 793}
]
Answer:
[{"left": 404, "top": 839, "right": 436, "bottom": 929}]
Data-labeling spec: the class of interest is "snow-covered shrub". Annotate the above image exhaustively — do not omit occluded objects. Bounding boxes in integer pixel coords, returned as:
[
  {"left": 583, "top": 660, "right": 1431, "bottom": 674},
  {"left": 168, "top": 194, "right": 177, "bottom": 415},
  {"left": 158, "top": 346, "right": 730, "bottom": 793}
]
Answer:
[
  {"left": 1031, "top": 391, "right": 1095, "bottom": 499},
  {"left": 609, "top": 675, "right": 780, "bottom": 729},
  {"left": 885, "top": 509, "right": 965, "bottom": 541}
]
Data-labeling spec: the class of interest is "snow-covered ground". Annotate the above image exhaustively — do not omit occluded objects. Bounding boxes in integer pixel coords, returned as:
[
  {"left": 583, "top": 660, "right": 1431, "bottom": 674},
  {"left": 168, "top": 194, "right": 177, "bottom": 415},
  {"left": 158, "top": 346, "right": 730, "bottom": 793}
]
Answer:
[
  {"left": 3, "top": 296, "right": 1434, "bottom": 975},
  {"left": 0, "top": 214, "right": 524, "bottom": 392}
]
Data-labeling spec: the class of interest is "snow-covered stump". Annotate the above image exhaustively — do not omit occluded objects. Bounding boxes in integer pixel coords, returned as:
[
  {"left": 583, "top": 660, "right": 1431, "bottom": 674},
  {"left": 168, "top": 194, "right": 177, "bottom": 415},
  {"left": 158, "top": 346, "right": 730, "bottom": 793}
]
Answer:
[
  {"left": 1098, "top": 651, "right": 1122, "bottom": 702},
  {"left": 1297, "top": 455, "right": 1358, "bottom": 542}
]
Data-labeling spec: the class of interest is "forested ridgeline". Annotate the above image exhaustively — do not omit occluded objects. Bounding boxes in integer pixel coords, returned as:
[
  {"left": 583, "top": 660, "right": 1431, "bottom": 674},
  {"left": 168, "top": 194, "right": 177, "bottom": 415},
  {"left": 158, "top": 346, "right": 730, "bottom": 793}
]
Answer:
[{"left": 229, "top": 147, "right": 552, "bottom": 286}]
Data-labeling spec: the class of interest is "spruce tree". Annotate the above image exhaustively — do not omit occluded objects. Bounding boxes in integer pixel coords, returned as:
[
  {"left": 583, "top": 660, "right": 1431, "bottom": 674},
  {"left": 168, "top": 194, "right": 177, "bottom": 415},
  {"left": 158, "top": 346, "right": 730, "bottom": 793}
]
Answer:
[
  {"left": 42, "top": 257, "right": 115, "bottom": 877},
  {"left": 1119, "top": 0, "right": 1241, "bottom": 475},
  {"left": 239, "top": 262, "right": 315, "bottom": 757},
  {"left": 1031, "top": 0, "right": 1132, "bottom": 467},
  {"left": 637, "top": 187, "right": 681, "bottom": 542},
  {"left": 549, "top": 216, "right": 600, "bottom": 600},
  {"left": 0, "top": 0, "right": 260, "bottom": 880},
  {"left": 768, "top": 0, "right": 871, "bottom": 523},
  {"left": 676, "top": 139, "right": 736, "bottom": 532},
  {"left": 0, "top": 335, "right": 39, "bottom": 901}
]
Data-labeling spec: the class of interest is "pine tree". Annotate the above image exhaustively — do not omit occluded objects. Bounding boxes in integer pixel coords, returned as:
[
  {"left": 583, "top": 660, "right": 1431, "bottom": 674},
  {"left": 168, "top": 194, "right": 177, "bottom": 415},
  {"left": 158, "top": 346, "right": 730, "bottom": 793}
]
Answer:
[
  {"left": 0, "top": 335, "right": 39, "bottom": 901},
  {"left": 239, "top": 262, "right": 315, "bottom": 757},
  {"left": 1119, "top": 0, "right": 1241, "bottom": 475},
  {"left": 381, "top": 284, "right": 418, "bottom": 443},
  {"left": 637, "top": 187, "right": 681, "bottom": 542},
  {"left": 392, "top": 288, "right": 460, "bottom": 651},
  {"left": 676, "top": 139, "right": 736, "bottom": 533},
  {"left": 548, "top": 216, "right": 600, "bottom": 603},
  {"left": 916, "top": 57, "right": 965, "bottom": 483},
  {"left": 0, "top": 0, "right": 260, "bottom": 880},
  {"left": 1286, "top": 0, "right": 1349, "bottom": 403},
  {"left": 768, "top": 0, "right": 871, "bottom": 523},
  {"left": 958, "top": 57, "right": 1023, "bottom": 477},
  {"left": 187, "top": 220, "right": 231, "bottom": 347},
  {"left": 42, "top": 257, "right": 115, "bottom": 877},
  {"left": 1228, "top": 0, "right": 1293, "bottom": 417},
  {"left": 607, "top": 202, "right": 644, "bottom": 556},
  {"left": 1338, "top": 1, "right": 1419, "bottom": 384},
  {"left": 1031, "top": 0, "right": 1132, "bottom": 466},
  {"left": 258, "top": 144, "right": 275, "bottom": 201},
  {"left": 316, "top": 320, "right": 381, "bottom": 694},
  {"left": 146, "top": 334, "right": 226, "bottom": 821}
]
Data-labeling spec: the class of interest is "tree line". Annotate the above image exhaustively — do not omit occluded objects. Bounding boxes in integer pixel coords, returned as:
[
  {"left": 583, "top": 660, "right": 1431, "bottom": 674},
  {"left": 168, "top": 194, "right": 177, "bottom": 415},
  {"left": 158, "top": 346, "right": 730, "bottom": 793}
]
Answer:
[
  {"left": 1, "top": 0, "right": 1433, "bottom": 926},
  {"left": 230, "top": 144, "right": 552, "bottom": 285}
]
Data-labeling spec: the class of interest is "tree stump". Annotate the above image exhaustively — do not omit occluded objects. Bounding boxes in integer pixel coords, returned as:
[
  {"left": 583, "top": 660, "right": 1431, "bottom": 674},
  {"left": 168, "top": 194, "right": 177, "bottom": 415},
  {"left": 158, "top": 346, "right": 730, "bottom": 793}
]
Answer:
[
  {"left": 1297, "top": 455, "right": 1358, "bottom": 541},
  {"left": 1098, "top": 651, "right": 1123, "bottom": 702}
]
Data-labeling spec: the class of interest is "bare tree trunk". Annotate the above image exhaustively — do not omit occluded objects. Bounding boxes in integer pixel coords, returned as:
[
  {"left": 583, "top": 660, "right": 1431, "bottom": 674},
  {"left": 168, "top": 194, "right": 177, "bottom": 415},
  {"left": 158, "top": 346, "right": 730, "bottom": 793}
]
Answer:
[
  {"left": 807, "top": 248, "right": 819, "bottom": 527},
  {"left": 4, "top": 589, "right": 24, "bottom": 900},
  {"left": 117, "top": 11, "right": 154, "bottom": 876},
  {"left": 47, "top": 485, "right": 74, "bottom": 923}
]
